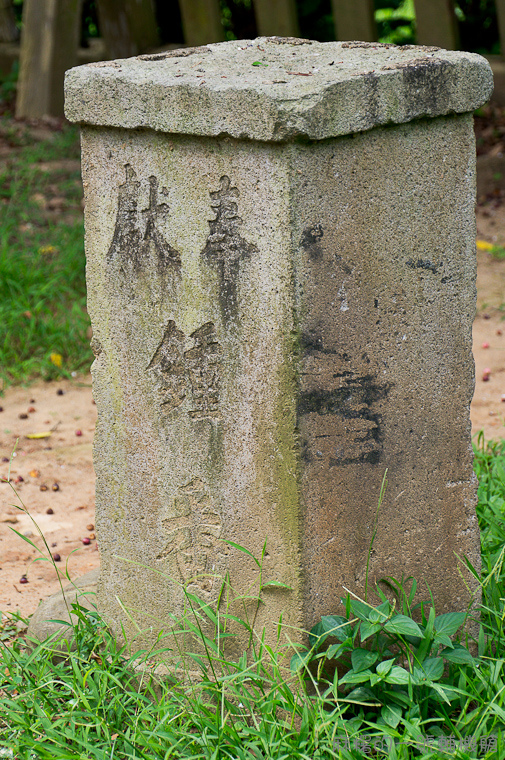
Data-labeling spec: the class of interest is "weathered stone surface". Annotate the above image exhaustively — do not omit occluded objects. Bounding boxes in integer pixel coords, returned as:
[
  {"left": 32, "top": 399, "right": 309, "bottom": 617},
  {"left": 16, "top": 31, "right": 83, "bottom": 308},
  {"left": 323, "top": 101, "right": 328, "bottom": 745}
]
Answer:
[
  {"left": 27, "top": 569, "right": 98, "bottom": 648},
  {"left": 65, "top": 37, "right": 493, "bottom": 142},
  {"left": 67, "top": 38, "right": 489, "bottom": 654}
]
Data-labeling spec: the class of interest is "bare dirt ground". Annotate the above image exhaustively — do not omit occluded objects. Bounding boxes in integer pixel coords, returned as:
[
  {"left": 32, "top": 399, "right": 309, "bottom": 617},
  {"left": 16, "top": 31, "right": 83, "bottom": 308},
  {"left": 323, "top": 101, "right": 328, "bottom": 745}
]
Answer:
[
  {"left": 0, "top": 378, "right": 98, "bottom": 616},
  {"left": 3, "top": 117, "right": 505, "bottom": 619}
]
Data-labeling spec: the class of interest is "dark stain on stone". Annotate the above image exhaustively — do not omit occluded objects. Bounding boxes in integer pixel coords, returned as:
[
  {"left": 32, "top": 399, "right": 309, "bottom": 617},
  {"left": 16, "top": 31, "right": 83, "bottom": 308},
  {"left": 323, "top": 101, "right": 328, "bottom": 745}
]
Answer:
[
  {"left": 300, "top": 224, "right": 324, "bottom": 261},
  {"left": 107, "top": 164, "right": 181, "bottom": 277},
  {"left": 201, "top": 176, "right": 257, "bottom": 324},
  {"left": 299, "top": 374, "right": 392, "bottom": 466},
  {"left": 298, "top": 375, "right": 390, "bottom": 416},
  {"left": 406, "top": 258, "right": 440, "bottom": 274},
  {"left": 388, "top": 58, "right": 451, "bottom": 113},
  {"left": 363, "top": 71, "right": 380, "bottom": 124}
]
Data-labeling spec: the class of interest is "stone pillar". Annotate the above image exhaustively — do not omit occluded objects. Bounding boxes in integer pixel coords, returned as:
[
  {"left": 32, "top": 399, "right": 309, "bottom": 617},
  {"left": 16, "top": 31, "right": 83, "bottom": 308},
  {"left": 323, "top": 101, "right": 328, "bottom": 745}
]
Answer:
[{"left": 65, "top": 39, "right": 492, "bottom": 653}]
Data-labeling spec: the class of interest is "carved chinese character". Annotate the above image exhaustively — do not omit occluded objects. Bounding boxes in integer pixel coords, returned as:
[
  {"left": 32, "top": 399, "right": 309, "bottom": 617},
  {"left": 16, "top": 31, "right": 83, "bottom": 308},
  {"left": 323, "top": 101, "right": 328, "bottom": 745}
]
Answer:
[
  {"left": 147, "top": 321, "right": 187, "bottom": 413},
  {"left": 107, "top": 164, "right": 180, "bottom": 276},
  {"left": 157, "top": 478, "right": 223, "bottom": 593},
  {"left": 185, "top": 323, "right": 221, "bottom": 419},
  {"left": 201, "top": 175, "right": 257, "bottom": 321}
]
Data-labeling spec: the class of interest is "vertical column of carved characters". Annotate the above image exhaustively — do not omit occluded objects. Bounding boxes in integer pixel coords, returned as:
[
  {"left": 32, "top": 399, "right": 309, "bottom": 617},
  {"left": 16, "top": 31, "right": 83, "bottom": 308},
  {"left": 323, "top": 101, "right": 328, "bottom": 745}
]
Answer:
[
  {"left": 141, "top": 175, "right": 181, "bottom": 275},
  {"left": 185, "top": 323, "right": 222, "bottom": 418},
  {"left": 147, "top": 321, "right": 187, "bottom": 412},
  {"left": 201, "top": 176, "right": 257, "bottom": 323},
  {"left": 106, "top": 164, "right": 142, "bottom": 276}
]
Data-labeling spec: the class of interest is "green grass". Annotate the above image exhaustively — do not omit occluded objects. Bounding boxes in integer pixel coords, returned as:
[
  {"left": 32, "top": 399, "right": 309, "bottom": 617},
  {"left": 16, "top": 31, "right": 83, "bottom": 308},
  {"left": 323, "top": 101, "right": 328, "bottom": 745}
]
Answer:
[
  {"left": 0, "top": 117, "right": 92, "bottom": 388},
  {"left": 0, "top": 438, "right": 504, "bottom": 758}
]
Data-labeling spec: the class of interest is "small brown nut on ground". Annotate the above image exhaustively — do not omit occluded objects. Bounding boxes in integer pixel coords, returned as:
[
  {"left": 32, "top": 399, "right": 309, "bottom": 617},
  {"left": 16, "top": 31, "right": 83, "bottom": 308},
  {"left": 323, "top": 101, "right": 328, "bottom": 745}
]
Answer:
[
  {"left": 18, "top": 413, "right": 28, "bottom": 419},
  {"left": 40, "top": 484, "right": 48, "bottom": 491},
  {"left": 46, "top": 508, "right": 54, "bottom": 515},
  {"left": 86, "top": 523, "right": 94, "bottom": 531},
  {"left": 51, "top": 483, "right": 60, "bottom": 491}
]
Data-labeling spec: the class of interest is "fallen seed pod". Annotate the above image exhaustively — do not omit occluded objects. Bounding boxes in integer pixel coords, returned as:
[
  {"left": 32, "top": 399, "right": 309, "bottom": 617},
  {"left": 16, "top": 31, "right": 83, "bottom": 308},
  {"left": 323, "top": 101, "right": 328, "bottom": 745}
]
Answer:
[
  {"left": 52, "top": 553, "right": 61, "bottom": 562},
  {"left": 86, "top": 523, "right": 94, "bottom": 531},
  {"left": 27, "top": 407, "right": 36, "bottom": 413},
  {"left": 82, "top": 537, "right": 91, "bottom": 545},
  {"left": 40, "top": 484, "right": 48, "bottom": 491},
  {"left": 483, "top": 342, "right": 490, "bottom": 349},
  {"left": 89, "top": 532, "right": 96, "bottom": 540},
  {"left": 19, "top": 575, "right": 28, "bottom": 584},
  {"left": 75, "top": 429, "right": 83, "bottom": 437},
  {"left": 51, "top": 483, "right": 60, "bottom": 491},
  {"left": 18, "top": 413, "right": 28, "bottom": 419},
  {"left": 483, "top": 368, "right": 492, "bottom": 381},
  {"left": 14, "top": 476, "right": 24, "bottom": 483},
  {"left": 46, "top": 508, "right": 54, "bottom": 515},
  {"left": 56, "top": 389, "right": 64, "bottom": 395}
]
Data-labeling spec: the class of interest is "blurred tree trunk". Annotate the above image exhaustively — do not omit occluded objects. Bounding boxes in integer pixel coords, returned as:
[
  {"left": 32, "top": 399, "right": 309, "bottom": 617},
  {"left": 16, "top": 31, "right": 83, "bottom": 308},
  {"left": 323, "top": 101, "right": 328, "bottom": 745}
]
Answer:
[
  {"left": 96, "top": 0, "right": 160, "bottom": 59},
  {"left": 253, "top": 0, "right": 300, "bottom": 38},
  {"left": 16, "top": 0, "right": 82, "bottom": 118},
  {"left": 414, "top": 0, "right": 459, "bottom": 49},
  {"left": 332, "top": 0, "right": 376, "bottom": 42},
  {"left": 178, "top": 0, "right": 224, "bottom": 46},
  {"left": 0, "top": 0, "right": 18, "bottom": 42}
]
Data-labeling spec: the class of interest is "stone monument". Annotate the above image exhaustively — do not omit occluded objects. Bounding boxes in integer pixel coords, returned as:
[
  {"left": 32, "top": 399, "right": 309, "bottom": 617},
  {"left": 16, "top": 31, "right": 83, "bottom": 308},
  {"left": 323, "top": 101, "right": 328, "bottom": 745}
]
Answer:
[{"left": 65, "top": 38, "right": 493, "bottom": 654}]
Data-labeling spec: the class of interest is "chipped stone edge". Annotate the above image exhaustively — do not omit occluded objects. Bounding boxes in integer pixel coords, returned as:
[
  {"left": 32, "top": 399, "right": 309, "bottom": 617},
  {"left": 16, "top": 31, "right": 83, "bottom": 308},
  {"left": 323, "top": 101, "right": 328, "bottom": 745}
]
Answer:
[{"left": 65, "top": 43, "right": 493, "bottom": 142}]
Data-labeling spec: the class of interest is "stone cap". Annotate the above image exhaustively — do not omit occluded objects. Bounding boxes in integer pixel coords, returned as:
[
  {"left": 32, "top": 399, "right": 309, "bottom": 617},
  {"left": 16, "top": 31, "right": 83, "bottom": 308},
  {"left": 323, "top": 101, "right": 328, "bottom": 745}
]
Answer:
[{"left": 65, "top": 37, "right": 493, "bottom": 142}]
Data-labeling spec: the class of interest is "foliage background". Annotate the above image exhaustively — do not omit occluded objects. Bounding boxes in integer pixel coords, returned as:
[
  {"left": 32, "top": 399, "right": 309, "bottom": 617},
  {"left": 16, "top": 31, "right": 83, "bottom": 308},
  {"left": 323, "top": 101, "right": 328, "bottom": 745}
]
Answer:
[{"left": 7, "top": 0, "right": 504, "bottom": 54}]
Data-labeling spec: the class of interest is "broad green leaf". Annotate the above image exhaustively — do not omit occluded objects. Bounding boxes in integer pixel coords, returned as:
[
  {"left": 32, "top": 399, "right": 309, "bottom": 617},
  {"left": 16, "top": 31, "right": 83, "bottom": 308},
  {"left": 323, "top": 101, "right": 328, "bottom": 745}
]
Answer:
[
  {"left": 368, "top": 601, "right": 391, "bottom": 624},
  {"left": 309, "top": 615, "right": 352, "bottom": 647},
  {"left": 441, "top": 645, "right": 474, "bottom": 664},
  {"left": 326, "top": 641, "right": 352, "bottom": 660},
  {"left": 344, "top": 687, "right": 380, "bottom": 705},
  {"left": 433, "top": 631, "right": 453, "bottom": 649},
  {"left": 433, "top": 612, "right": 466, "bottom": 636},
  {"left": 320, "top": 615, "right": 353, "bottom": 641},
  {"left": 381, "top": 703, "right": 402, "bottom": 728},
  {"left": 290, "top": 649, "right": 312, "bottom": 673},
  {"left": 376, "top": 658, "right": 395, "bottom": 677},
  {"left": 350, "top": 598, "right": 374, "bottom": 621},
  {"left": 382, "top": 688, "right": 412, "bottom": 707},
  {"left": 384, "top": 615, "right": 423, "bottom": 638},
  {"left": 339, "top": 668, "right": 373, "bottom": 685},
  {"left": 360, "top": 620, "right": 382, "bottom": 641},
  {"left": 385, "top": 666, "right": 410, "bottom": 685},
  {"left": 414, "top": 657, "right": 443, "bottom": 682},
  {"left": 351, "top": 648, "right": 378, "bottom": 672}
]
